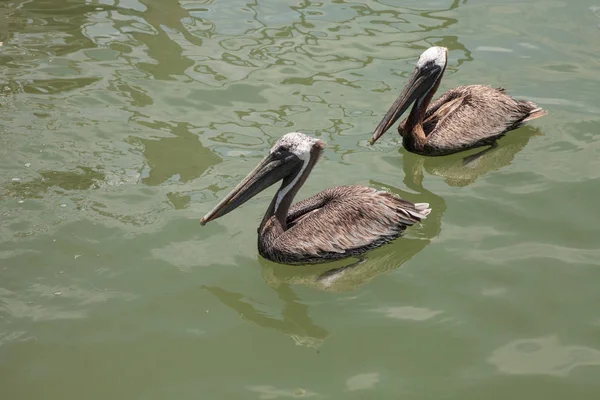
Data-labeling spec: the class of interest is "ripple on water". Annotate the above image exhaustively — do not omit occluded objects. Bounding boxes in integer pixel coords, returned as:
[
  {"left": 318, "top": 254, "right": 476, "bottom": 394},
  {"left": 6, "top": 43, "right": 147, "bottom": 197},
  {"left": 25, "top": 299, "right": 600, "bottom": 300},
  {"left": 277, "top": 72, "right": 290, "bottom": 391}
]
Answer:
[
  {"left": 374, "top": 306, "right": 443, "bottom": 321},
  {"left": 1, "top": 0, "right": 600, "bottom": 397},
  {"left": 488, "top": 336, "right": 600, "bottom": 377}
]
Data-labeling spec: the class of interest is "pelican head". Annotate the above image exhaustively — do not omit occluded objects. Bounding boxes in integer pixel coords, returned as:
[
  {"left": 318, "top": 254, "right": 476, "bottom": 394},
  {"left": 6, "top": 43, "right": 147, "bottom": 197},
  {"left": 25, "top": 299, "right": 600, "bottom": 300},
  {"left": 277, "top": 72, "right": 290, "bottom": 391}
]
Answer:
[
  {"left": 200, "top": 132, "right": 325, "bottom": 225},
  {"left": 369, "top": 46, "right": 448, "bottom": 145}
]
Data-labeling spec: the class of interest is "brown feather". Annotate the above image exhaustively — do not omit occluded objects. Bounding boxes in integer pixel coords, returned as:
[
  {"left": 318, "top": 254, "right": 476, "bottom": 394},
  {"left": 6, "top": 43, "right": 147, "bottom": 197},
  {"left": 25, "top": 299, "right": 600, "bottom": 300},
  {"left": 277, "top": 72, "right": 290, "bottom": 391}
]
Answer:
[
  {"left": 259, "top": 185, "right": 429, "bottom": 264},
  {"left": 400, "top": 85, "right": 546, "bottom": 156}
]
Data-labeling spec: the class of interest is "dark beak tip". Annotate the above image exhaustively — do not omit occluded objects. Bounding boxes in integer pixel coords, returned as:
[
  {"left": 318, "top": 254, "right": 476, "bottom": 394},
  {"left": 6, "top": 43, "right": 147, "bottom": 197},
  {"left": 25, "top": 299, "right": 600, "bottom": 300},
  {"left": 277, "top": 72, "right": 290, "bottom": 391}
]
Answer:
[{"left": 200, "top": 217, "right": 208, "bottom": 226}]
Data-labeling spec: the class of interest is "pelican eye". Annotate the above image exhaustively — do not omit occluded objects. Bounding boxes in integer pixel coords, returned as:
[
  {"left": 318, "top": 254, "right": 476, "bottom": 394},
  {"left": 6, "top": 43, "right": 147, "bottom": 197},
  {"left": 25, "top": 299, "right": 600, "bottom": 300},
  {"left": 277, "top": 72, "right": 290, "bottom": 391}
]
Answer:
[
  {"left": 421, "top": 60, "right": 441, "bottom": 73},
  {"left": 272, "top": 149, "right": 283, "bottom": 158},
  {"left": 272, "top": 146, "right": 290, "bottom": 158}
]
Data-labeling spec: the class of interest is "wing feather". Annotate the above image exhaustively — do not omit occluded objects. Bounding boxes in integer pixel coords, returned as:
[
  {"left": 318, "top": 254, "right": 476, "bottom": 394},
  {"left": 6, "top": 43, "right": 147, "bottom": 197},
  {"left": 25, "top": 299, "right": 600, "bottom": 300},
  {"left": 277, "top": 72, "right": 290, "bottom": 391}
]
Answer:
[
  {"left": 426, "top": 85, "right": 539, "bottom": 152},
  {"left": 270, "top": 185, "right": 430, "bottom": 263}
]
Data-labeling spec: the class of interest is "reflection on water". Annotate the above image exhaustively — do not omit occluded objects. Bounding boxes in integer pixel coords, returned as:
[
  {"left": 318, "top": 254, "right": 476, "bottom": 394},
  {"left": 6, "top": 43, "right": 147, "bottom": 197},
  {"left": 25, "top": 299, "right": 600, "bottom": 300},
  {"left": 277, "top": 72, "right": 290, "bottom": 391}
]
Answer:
[
  {"left": 260, "top": 242, "right": 427, "bottom": 293},
  {"left": 2, "top": 0, "right": 600, "bottom": 398},
  {"left": 21, "top": 77, "right": 101, "bottom": 95},
  {"left": 0, "top": 6, "right": 8, "bottom": 45},
  {"left": 132, "top": 0, "right": 199, "bottom": 80},
  {"left": 5, "top": 166, "right": 105, "bottom": 199},
  {"left": 204, "top": 284, "right": 329, "bottom": 348},
  {"left": 398, "top": 126, "right": 541, "bottom": 187},
  {"left": 134, "top": 120, "right": 221, "bottom": 186}
]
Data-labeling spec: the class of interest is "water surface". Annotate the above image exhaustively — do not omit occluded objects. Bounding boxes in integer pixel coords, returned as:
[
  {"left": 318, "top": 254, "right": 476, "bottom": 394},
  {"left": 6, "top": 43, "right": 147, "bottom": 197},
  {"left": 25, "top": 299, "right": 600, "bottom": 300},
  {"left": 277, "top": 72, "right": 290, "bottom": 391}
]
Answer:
[{"left": 2, "top": 0, "right": 600, "bottom": 398}]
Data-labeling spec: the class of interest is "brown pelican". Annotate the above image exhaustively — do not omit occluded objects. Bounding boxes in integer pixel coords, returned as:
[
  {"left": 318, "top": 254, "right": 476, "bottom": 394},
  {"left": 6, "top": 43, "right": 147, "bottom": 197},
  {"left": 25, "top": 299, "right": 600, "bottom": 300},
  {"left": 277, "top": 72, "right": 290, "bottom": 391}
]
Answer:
[
  {"left": 369, "top": 46, "right": 547, "bottom": 156},
  {"left": 200, "top": 132, "right": 431, "bottom": 265}
]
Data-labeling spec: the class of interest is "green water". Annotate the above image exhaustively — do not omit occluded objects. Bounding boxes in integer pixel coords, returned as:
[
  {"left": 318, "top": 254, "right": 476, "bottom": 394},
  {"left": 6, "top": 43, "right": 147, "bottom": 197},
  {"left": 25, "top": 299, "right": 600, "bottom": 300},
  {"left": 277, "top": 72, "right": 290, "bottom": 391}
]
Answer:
[{"left": 2, "top": 0, "right": 600, "bottom": 398}]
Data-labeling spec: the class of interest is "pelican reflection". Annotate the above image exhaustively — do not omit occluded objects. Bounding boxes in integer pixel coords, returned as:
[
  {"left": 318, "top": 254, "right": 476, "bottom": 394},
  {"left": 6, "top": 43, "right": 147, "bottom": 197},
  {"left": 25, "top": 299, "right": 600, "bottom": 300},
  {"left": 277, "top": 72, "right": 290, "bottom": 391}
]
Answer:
[
  {"left": 399, "top": 126, "right": 542, "bottom": 187},
  {"left": 203, "top": 283, "right": 329, "bottom": 348}
]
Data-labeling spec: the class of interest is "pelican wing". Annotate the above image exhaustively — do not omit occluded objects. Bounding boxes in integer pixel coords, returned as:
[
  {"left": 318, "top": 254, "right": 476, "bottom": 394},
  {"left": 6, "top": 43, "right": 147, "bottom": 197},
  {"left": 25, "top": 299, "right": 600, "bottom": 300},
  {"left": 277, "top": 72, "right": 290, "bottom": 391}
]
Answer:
[
  {"left": 285, "top": 192, "right": 330, "bottom": 229},
  {"left": 425, "top": 85, "right": 541, "bottom": 152},
  {"left": 272, "top": 185, "right": 430, "bottom": 263},
  {"left": 423, "top": 95, "right": 466, "bottom": 133},
  {"left": 423, "top": 89, "right": 463, "bottom": 122}
]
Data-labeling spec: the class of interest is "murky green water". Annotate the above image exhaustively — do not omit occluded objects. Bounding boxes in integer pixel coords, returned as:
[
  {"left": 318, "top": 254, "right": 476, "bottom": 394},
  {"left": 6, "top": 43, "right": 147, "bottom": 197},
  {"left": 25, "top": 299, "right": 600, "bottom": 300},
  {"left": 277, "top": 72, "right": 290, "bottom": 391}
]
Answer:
[{"left": 2, "top": 0, "right": 600, "bottom": 398}]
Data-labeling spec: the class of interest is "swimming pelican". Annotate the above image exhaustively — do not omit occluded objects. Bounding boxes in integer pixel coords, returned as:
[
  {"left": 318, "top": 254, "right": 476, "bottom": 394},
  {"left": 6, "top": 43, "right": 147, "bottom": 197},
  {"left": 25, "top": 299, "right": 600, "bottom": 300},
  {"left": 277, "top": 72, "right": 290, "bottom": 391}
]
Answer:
[
  {"left": 201, "top": 132, "right": 431, "bottom": 265},
  {"left": 369, "top": 46, "right": 547, "bottom": 156}
]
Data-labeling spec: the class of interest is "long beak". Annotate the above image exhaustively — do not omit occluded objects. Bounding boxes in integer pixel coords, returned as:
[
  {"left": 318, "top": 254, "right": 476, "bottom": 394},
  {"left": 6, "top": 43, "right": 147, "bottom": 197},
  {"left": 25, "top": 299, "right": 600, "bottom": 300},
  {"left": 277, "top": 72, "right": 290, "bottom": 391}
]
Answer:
[
  {"left": 200, "top": 153, "right": 297, "bottom": 225},
  {"left": 369, "top": 66, "right": 441, "bottom": 145}
]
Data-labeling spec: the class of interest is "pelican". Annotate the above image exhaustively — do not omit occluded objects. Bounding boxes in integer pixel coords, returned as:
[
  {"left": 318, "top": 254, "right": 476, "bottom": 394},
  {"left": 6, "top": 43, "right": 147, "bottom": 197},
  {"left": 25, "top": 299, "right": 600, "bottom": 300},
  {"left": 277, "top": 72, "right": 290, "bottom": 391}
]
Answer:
[
  {"left": 369, "top": 46, "right": 547, "bottom": 156},
  {"left": 201, "top": 132, "right": 431, "bottom": 265}
]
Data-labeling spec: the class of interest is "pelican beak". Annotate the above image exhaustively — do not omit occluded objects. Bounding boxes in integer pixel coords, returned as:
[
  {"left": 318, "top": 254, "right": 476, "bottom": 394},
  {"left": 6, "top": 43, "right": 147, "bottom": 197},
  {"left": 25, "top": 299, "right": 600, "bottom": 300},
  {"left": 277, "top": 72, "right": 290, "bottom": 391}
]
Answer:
[
  {"left": 369, "top": 63, "right": 443, "bottom": 145},
  {"left": 200, "top": 152, "right": 299, "bottom": 225}
]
